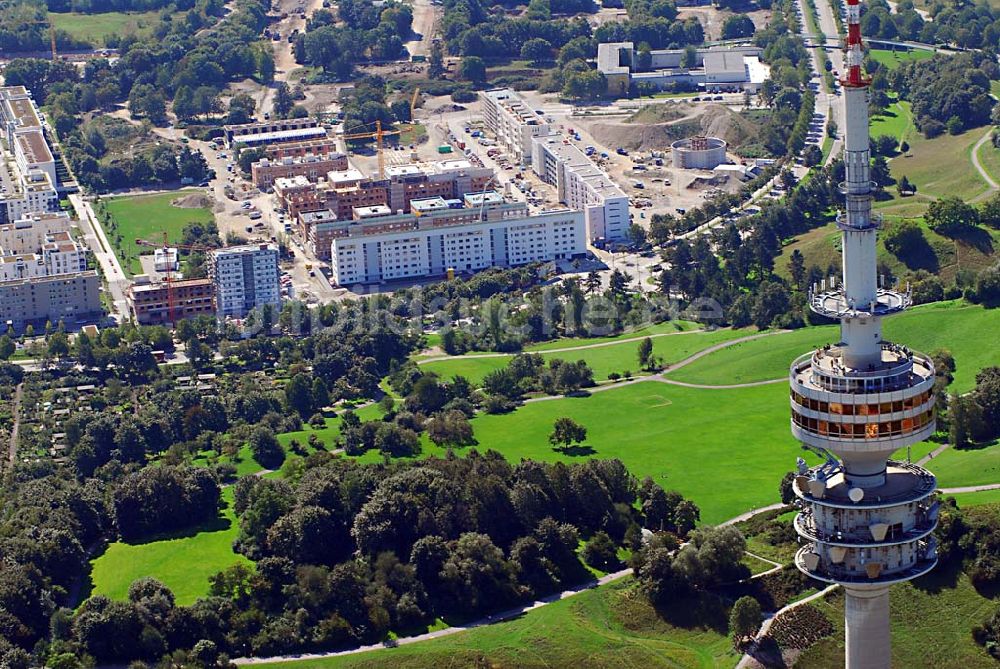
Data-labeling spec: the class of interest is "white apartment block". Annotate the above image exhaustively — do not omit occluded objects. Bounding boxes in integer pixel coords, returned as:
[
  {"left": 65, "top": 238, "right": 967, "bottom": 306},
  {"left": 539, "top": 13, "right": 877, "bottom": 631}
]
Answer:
[
  {"left": 329, "top": 192, "right": 585, "bottom": 285},
  {"left": 480, "top": 89, "right": 551, "bottom": 165},
  {"left": 0, "top": 211, "right": 71, "bottom": 254},
  {"left": 531, "top": 135, "right": 630, "bottom": 242},
  {"left": 0, "top": 230, "right": 87, "bottom": 281},
  {"left": 209, "top": 244, "right": 281, "bottom": 318}
]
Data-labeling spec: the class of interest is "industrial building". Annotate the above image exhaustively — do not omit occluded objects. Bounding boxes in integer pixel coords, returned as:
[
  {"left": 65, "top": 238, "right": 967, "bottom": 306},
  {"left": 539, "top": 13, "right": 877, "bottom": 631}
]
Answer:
[
  {"left": 327, "top": 191, "right": 586, "bottom": 285},
  {"left": 671, "top": 136, "right": 728, "bottom": 169},
  {"left": 480, "top": 89, "right": 551, "bottom": 165},
  {"left": 223, "top": 118, "right": 328, "bottom": 149},
  {"left": 128, "top": 277, "right": 216, "bottom": 326},
  {"left": 789, "top": 4, "right": 938, "bottom": 667},
  {"left": 251, "top": 153, "right": 349, "bottom": 190},
  {"left": 596, "top": 44, "right": 769, "bottom": 97},
  {"left": 531, "top": 135, "right": 630, "bottom": 243},
  {"left": 209, "top": 243, "right": 281, "bottom": 318}
]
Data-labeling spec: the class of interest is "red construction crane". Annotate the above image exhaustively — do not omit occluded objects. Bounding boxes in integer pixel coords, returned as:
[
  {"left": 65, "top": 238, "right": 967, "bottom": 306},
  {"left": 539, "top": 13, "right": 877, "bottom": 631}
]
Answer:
[{"left": 135, "top": 233, "right": 215, "bottom": 325}]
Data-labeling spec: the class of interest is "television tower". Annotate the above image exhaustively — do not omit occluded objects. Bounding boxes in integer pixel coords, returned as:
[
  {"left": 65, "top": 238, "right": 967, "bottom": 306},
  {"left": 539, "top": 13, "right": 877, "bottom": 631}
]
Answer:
[{"left": 787, "top": 0, "right": 939, "bottom": 666}]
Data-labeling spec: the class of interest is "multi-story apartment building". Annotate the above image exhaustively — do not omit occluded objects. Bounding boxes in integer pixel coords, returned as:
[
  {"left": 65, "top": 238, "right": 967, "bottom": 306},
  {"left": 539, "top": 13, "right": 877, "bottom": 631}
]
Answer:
[
  {"left": 223, "top": 118, "right": 328, "bottom": 149},
  {"left": 0, "top": 229, "right": 87, "bottom": 281},
  {"left": 127, "top": 276, "right": 216, "bottom": 326},
  {"left": 0, "top": 211, "right": 71, "bottom": 254},
  {"left": 480, "top": 89, "right": 551, "bottom": 165},
  {"left": 0, "top": 88, "right": 60, "bottom": 224},
  {"left": 209, "top": 244, "right": 281, "bottom": 318},
  {"left": 264, "top": 138, "right": 339, "bottom": 160},
  {"left": 251, "top": 153, "right": 349, "bottom": 190},
  {"left": 279, "top": 160, "right": 495, "bottom": 256},
  {"left": 531, "top": 135, "right": 630, "bottom": 242},
  {"left": 0, "top": 271, "right": 101, "bottom": 332},
  {"left": 328, "top": 191, "right": 585, "bottom": 285}
]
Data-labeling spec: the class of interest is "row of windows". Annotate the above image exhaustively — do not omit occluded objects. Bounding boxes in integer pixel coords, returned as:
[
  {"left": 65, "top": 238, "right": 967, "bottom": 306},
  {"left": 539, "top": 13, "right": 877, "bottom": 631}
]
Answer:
[
  {"left": 792, "top": 408, "right": 934, "bottom": 439},
  {"left": 791, "top": 390, "right": 932, "bottom": 415}
]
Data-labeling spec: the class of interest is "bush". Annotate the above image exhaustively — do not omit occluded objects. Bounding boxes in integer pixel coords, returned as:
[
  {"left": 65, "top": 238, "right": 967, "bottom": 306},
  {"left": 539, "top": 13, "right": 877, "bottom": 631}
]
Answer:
[
  {"left": 451, "top": 88, "right": 476, "bottom": 103},
  {"left": 582, "top": 531, "right": 620, "bottom": 572}
]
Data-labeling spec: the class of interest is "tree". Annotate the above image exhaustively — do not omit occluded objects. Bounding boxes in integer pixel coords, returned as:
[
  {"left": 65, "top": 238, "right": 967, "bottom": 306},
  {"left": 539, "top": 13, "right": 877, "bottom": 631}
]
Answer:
[
  {"left": 925, "top": 196, "right": 978, "bottom": 235},
  {"left": 789, "top": 249, "right": 806, "bottom": 291},
  {"left": 779, "top": 471, "right": 796, "bottom": 504},
  {"left": 896, "top": 174, "right": 915, "bottom": 196},
  {"left": 549, "top": 417, "right": 587, "bottom": 450},
  {"left": 975, "top": 263, "right": 1000, "bottom": 307},
  {"left": 0, "top": 335, "right": 13, "bottom": 361},
  {"left": 285, "top": 373, "right": 315, "bottom": 416},
  {"left": 721, "top": 14, "right": 755, "bottom": 39},
  {"left": 458, "top": 56, "right": 487, "bottom": 85},
  {"left": 729, "top": 596, "right": 762, "bottom": 649},
  {"left": 681, "top": 45, "right": 697, "bottom": 68},
  {"left": 520, "top": 38, "right": 552, "bottom": 65},
  {"left": 273, "top": 82, "right": 294, "bottom": 119},
  {"left": 883, "top": 219, "right": 925, "bottom": 258},
  {"left": 429, "top": 41, "right": 446, "bottom": 79},
  {"left": 637, "top": 337, "right": 654, "bottom": 370},
  {"left": 584, "top": 270, "right": 601, "bottom": 294},
  {"left": 582, "top": 531, "right": 620, "bottom": 571},
  {"left": 979, "top": 193, "right": 1000, "bottom": 229},
  {"left": 249, "top": 426, "right": 285, "bottom": 470},
  {"left": 426, "top": 410, "right": 476, "bottom": 448},
  {"left": 870, "top": 155, "right": 891, "bottom": 190},
  {"left": 802, "top": 144, "right": 822, "bottom": 167},
  {"left": 628, "top": 223, "right": 647, "bottom": 246}
]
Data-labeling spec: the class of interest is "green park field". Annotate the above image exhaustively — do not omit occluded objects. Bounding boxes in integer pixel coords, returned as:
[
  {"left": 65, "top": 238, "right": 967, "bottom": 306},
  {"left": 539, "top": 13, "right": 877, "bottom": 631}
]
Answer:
[
  {"left": 88, "top": 487, "right": 249, "bottom": 606},
  {"left": 49, "top": 10, "right": 160, "bottom": 46},
  {"left": 870, "top": 99, "right": 915, "bottom": 143},
  {"left": 420, "top": 326, "right": 758, "bottom": 385},
  {"left": 252, "top": 578, "right": 738, "bottom": 669},
  {"left": 667, "top": 301, "right": 1000, "bottom": 393},
  {"left": 867, "top": 48, "right": 934, "bottom": 71},
  {"left": 100, "top": 190, "right": 214, "bottom": 275},
  {"left": 926, "top": 441, "right": 1000, "bottom": 488}
]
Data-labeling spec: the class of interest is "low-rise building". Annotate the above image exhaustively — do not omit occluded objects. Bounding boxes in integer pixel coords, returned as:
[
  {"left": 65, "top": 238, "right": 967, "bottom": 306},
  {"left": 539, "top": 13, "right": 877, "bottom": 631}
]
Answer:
[
  {"left": 328, "top": 191, "right": 586, "bottom": 285},
  {"left": 596, "top": 43, "right": 769, "bottom": 96},
  {"left": 223, "top": 118, "right": 328, "bottom": 148},
  {"left": 251, "top": 153, "right": 349, "bottom": 190},
  {"left": 127, "top": 276, "right": 216, "bottom": 325},
  {"left": 480, "top": 89, "right": 551, "bottom": 165},
  {"left": 209, "top": 243, "right": 281, "bottom": 318},
  {"left": 264, "top": 138, "right": 340, "bottom": 160},
  {"left": 531, "top": 135, "right": 630, "bottom": 242}
]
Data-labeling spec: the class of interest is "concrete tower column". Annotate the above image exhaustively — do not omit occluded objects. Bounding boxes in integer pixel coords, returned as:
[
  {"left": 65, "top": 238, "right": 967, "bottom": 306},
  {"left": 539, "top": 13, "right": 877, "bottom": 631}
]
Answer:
[{"left": 845, "top": 587, "right": 891, "bottom": 669}]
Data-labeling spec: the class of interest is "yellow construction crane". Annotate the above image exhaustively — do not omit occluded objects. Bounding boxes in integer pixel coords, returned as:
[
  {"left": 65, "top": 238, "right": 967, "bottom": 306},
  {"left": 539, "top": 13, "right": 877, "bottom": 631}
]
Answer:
[
  {"left": 409, "top": 87, "right": 420, "bottom": 120},
  {"left": 341, "top": 119, "right": 400, "bottom": 180}
]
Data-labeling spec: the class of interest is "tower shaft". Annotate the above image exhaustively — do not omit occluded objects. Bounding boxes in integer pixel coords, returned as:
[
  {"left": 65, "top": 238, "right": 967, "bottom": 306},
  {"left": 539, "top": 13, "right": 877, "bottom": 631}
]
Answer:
[{"left": 788, "top": 0, "right": 938, "bottom": 665}]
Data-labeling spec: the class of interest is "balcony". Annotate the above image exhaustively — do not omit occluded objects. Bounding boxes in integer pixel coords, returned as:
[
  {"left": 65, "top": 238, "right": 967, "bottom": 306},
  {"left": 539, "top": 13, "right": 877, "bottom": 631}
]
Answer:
[
  {"left": 794, "top": 506, "right": 938, "bottom": 547},
  {"left": 793, "top": 460, "right": 937, "bottom": 509},
  {"left": 795, "top": 543, "right": 937, "bottom": 586},
  {"left": 810, "top": 286, "right": 911, "bottom": 320}
]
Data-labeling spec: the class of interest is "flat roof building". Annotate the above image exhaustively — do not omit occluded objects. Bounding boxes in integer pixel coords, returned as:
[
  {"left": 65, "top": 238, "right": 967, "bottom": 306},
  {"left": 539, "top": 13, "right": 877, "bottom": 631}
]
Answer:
[
  {"left": 128, "top": 276, "right": 216, "bottom": 326},
  {"left": 0, "top": 271, "right": 101, "bottom": 332},
  {"left": 251, "top": 152, "right": 349, "bottom": 190},
  {"left": 531, "top": 135, "right": 630, "bottom": 242},
  {"left": 328, "top": 191, "right": 585, "bottom": 285},
  {"left": 480, "top": 89, "right": 551, "bottom": 165},
  {"left": 0, "top": 211, "right": 71, "bottom": 254},
  {"left": 596, "top": 43, "right": 769, "bottom": 97},
  {"left": 209, "top": 244, "right": 281, "bottom": 319},
  {"left": 223, "top": 118, "right": 327, "bottom": 148}
]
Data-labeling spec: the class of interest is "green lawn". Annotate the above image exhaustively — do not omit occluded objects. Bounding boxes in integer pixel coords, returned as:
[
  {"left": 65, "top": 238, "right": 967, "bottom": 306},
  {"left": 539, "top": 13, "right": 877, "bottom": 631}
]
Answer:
[
  {"left": 667, "top": 301, "right": 1000, "bottom": 394},
  {"left": 868, "top": 47, "right": 934, "bottom": 71},
  {"left": 797, "top": 570, "right": 995, "bottom": 668},
  {"left": 466, "top": 381, "right": 808, "bottom": 525},
  {"left": 420, "top": 327, "right": 756, "bottom": 385},
  {"left": 870, "top": 100, "right": 915, "bottom": 143},
  {"left": 975, "top": 132, "right": 1000, "bottom": 188},
  {"left": 49, "top": 10, "right": 160, "bottom": 46},
  {"left": 89, "top": 487, "right": 249, "bottom": 606},
  {"left": 947, "top": 488, "right": 1000, "bottom": 508},
  {"left": 276, "top": 403, "right": 384, "bottom": 449},
  {"left": 99, "top": 190, "right": 214, "bottom": 275},
  {"left": 926, "top": 441, "right": 1000, "bottom": 489},
  {"left": 251, "top": 578, "right": 739, "bottom": 669}
]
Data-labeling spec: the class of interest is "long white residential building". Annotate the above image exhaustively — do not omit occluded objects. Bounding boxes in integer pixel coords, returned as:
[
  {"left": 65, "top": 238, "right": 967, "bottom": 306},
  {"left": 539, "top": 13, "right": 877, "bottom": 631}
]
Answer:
[
  {"left": 480, "top": 89, "right": 551, "bottom": 165},
  {"left": 531, "top": 135, "right": 630, "bottom": 243},
  {"left": 328, "top": 191, "right": 586, "bottom": 285},
  {"left": 209, "top": 243, "right": 281, "bottom": 318},
  {"left": 0, "top": 87, "right": 60, "bottom": 224}
]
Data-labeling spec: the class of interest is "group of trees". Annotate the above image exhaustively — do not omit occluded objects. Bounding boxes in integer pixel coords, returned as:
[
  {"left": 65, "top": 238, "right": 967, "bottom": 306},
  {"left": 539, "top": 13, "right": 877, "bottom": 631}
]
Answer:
[
  {"left": 886, "top": 52, "right": 996, "bottom": 137},
  {"left": 950, "top": 366, "right": 1000, "bottom": 448},
  {"left": 294, "top": 0, "right": 413, "bottom": 78},
  {"left": 46, "top": 454, "right": 699, "bottom": 663},
  {"left": 635, "top": 524, "right": 748, "bottom": 605}
]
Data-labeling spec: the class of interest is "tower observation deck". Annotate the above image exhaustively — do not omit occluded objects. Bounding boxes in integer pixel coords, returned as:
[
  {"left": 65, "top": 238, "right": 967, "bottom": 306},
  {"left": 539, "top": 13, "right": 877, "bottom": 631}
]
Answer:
[{"left": 787, "top": 0, "right": 937, "bottom": 666}]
